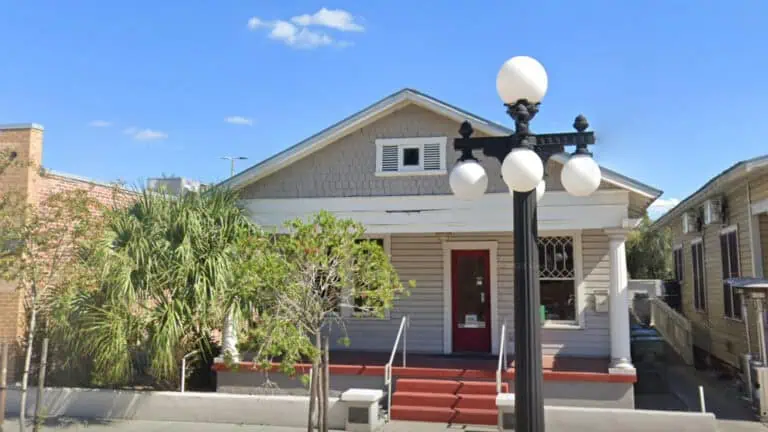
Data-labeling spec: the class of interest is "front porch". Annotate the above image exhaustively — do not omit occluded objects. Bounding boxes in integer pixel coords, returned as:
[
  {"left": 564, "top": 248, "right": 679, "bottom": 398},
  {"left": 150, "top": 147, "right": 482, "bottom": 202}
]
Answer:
[{"left": 214, "top": 351, "right": 636, "bottom": 423}]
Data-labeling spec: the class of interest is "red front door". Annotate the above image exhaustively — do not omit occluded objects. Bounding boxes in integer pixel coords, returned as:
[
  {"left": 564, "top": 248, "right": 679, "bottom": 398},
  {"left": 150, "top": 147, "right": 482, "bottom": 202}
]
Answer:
[{"left": 451, "top": 250, "right": 491, "bottom": 353}]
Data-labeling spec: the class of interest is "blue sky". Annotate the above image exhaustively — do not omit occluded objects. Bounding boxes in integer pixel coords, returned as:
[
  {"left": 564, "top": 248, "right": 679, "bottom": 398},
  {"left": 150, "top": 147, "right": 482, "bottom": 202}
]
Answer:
[{"left": 1, "top": 1, "right": 767, "bottom": 217}]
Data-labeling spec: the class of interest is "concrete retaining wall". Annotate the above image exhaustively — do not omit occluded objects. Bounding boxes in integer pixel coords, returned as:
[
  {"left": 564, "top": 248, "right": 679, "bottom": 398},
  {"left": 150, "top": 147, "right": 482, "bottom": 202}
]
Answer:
[
  {"left": 543, "top": 405, "right": 717, "bottom": 432},
  {"left": 3, "top": 387, "right": 346, "bottom": 429}
]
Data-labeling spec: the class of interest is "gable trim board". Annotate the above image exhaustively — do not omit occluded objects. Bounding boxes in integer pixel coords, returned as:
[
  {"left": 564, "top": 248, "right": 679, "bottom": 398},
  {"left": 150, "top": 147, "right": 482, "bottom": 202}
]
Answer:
[
  {"left": 652, "top": 154, "right": 768, "bottom": 230},
  {"left": 242, "top": 189, "right": 630, "bottom": 234},
  {"left": 220, "top": 88, "right": 661, "bottom": 205}
]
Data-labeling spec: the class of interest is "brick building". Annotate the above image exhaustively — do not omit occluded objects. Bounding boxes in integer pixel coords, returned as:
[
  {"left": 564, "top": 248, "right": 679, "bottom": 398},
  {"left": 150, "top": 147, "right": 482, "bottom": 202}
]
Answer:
[{"left": 0, "top": 123, "right": 135, "bottom": 380}]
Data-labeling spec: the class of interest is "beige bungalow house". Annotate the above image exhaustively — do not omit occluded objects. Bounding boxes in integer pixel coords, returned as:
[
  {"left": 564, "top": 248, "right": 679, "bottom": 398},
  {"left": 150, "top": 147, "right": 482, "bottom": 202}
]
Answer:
[
  {"left": 651, "top": 155, "right": 768, "bottom": 370},
  {"left": 215, "top": 89, "right": 662, "bottom": 424}
]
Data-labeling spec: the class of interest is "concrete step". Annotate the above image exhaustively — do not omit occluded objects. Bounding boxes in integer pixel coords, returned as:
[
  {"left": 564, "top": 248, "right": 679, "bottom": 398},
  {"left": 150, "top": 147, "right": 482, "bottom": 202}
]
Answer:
[{"left": 453, "top": 408, "right": 499, "bottom": 426}]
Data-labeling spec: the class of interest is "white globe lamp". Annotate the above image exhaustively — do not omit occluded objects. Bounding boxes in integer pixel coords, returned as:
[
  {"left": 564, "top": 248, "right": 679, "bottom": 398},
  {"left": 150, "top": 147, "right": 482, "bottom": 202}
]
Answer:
[
  {"left": 496, "top": 56, "right": 549, "bottom": 104},
  {"left": 450, "top": 160, "right": 488, "bottom": 200},
  {"left": 501, "top": 148, "right": 544, "bottom": 192},
  {"left": 535, "top": 180, "right": 546, "bottom": 202},
  {"left": 561, "top": 153, "right": 602, "bottom": 197}
]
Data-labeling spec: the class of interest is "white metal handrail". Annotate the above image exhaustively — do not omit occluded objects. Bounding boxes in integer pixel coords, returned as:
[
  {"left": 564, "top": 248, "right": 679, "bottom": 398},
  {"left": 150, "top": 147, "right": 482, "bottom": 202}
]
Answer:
[
  {"left": 385, "top": 315, "right": 409, "bottom": 422},
  {"left": 496, "top": 319, "right": 508, "bottom": 432},
  {"left": 180, "top": 350, "right": 199, "bottom": 393},
  {"left": 496, "top": 319, "right": 508, "bottom": 393}
]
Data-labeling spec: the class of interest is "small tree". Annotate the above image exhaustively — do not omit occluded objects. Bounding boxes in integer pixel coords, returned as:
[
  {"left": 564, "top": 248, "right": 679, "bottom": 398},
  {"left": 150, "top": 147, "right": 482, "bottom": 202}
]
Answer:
[
  {"left": 234, "top": 211, "right": 411, "bottom": 432},
  {"left": 626, "top": 214, "right": 672, "bottom": 280},
  {"left": 0, "top": 189, "right": 106, "bottom": 431}
]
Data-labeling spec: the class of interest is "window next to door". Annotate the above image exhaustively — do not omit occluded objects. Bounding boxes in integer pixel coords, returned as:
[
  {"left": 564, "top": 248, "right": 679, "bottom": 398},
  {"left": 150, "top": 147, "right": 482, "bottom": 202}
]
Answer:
[
  {"left": 720, "top": 226, "right": 742, "bottom": 320},
  {"left": 692, "top": 238, "right": 706, "bottom": 312},
  {"left": 673, "top": 246, "right": 683, "bottom": 283},
  {"left": 538, "top": 235, "right": 578, "bottom": 327}
]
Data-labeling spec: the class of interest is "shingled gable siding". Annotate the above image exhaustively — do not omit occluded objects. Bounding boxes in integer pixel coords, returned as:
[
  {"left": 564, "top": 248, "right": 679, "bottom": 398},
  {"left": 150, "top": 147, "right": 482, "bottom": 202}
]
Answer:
[
  {"left": 239, "top": 104, "right": 617, "bottom": 200},
  {"left": 669, "top": 178, "right": 762, "bottom": 367},
  {"left": 330, "top": 231, "right": 611, "bottom": 357}
]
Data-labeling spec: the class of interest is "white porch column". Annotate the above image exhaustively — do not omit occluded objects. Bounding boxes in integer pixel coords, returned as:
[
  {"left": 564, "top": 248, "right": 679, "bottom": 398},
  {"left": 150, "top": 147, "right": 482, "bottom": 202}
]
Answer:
[
  {"left": 604, "top": 228, "right": 634, "bottom": 372},
  {"left": 220, "top": 307, "right": 240, "bottom": 362}
]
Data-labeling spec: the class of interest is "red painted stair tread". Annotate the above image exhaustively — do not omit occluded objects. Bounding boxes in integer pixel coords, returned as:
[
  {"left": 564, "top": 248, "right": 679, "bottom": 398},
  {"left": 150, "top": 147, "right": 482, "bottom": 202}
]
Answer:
[
  {"left": 395, "top": 378, "right": 462, "bottom": 394},
  {"left": 392, "top": 391, "right": 457, "bottom": 408},
  {"left": 457, "top": 380, "right": 508, "bottom": 395},
  {"left": 454, "top": 394, "right": 498, "bottom": 410}
]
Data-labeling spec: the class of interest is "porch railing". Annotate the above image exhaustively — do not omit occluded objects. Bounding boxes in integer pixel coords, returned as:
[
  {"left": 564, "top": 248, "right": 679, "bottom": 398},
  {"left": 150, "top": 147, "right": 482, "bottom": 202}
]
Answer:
[
  {"left": 385, "top": 315, "right": 409, "bottom": 422},
  {"left": 650, "top": 297, "right": 694, "bottom": 365},
  {"left": 496, "top": 319, "right": 508, "bottom": 432}
]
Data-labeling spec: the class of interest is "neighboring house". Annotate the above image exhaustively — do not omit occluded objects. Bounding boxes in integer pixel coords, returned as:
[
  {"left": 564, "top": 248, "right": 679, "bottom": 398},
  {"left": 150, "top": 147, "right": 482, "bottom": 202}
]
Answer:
[
  {"left": 651, "top": 155, "right": 768, "bottom": 369},
  {"left": 0, "top": 123, "right": 136, "bottom": 381},
  {"left": 215, "top": 88, "right": 662, "bottom": 420}
]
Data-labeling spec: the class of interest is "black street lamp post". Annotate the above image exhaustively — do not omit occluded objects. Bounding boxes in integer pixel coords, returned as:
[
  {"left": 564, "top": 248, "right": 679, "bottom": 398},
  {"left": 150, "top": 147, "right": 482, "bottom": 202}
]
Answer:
[{"left": 448, "top": 56, "right": 600, "bottom": 432}]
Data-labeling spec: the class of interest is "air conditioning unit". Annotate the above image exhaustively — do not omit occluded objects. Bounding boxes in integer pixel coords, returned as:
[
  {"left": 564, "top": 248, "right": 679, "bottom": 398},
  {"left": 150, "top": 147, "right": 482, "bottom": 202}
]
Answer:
[
  {"left": 703, "top": 198, "right": 723, "bottom": 225},
  {"left": 682, "top": 212, "right": 698, "bottom": 234}
]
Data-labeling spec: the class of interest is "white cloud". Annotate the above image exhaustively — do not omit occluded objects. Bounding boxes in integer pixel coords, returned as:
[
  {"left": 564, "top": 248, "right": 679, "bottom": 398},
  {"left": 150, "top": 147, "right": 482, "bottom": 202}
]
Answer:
[
  {"left": 247, "top": 9, "right": 361, "bottom": 49},
  {"left": 648, "top": 197, "right": 681, "bottom": 218},
  {"left": 290, "top": 8, "right": 364, "bottom": 32},
  {"left": 123, "top": 127, "right": 168, "bottom": 141},
  {"left": 247, "top": 17, "right": 266, "bottom": 29},
  {"left": 225, "top": 116, "right": 253, "bottom": 126},
  {"left": 88, "top": 120, "right": 112, "bottom": 127}
]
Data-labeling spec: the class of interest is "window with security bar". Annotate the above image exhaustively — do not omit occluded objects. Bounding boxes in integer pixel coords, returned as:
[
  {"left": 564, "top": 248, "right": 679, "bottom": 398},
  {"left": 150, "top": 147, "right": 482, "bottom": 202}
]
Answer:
[{"left": 538, "top": 236, "right": 576, "bottom": 324}]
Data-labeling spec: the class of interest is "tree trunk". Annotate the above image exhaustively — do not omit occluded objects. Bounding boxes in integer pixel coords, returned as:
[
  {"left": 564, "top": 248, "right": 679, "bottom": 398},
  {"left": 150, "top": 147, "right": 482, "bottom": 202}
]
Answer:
[
  {"left": 306, "top": 362, "right": 317, "bottom": 432},
  {"left": 32, "top": 338, "right": 48, "bottom": 432},
  {"left": 322, "top": 335, "right": 330, "bottom": 432},
  {"left": 1, "top": 343, "right": 9, "bottom": 432},
  {"left": 19, "top": 304, "right": 37, "bottom": 432},
  {"left": 316, "top": 334, "right": 325, "bottom": 432}
]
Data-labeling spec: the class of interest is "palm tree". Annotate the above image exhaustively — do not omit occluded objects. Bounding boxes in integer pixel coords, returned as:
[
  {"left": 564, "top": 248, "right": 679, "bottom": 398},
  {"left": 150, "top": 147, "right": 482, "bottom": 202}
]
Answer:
[{"left": 49, "top": 187, "right": 254, "bottom": 387}]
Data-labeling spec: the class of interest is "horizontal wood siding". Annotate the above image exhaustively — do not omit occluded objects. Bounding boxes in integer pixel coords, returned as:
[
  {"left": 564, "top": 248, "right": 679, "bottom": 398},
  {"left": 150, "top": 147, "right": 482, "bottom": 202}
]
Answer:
[
  {"left": 332, "top": 231, "right": 611, "bottom": 357},
  {"left": 329, "top": 234, "right": 443, "bottom": 352},
  {"left": 667, "top": 179, "right": 760, "bottom": 367}
]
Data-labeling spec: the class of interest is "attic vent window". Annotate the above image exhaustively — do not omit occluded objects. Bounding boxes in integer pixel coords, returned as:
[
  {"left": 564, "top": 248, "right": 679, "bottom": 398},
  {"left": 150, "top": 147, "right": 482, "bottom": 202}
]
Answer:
[{"left": 375, "top": 137, "right": 447, "bottom": 176}]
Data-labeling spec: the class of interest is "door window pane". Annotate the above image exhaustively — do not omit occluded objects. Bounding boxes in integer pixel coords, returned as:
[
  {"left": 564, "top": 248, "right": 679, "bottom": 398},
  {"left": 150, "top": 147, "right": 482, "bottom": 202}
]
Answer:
[{"left": 455, "top": 253, "right": 487, "bottom": 327}]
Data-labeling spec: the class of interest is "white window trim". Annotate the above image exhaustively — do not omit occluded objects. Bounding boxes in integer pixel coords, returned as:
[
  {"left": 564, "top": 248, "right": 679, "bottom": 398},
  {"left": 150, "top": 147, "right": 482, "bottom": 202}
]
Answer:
[
  {"left": 720, "top": 225, "right": 738, "bottom": 235},
  {"left": 691, "top": 237, "right": 707, "bottom": 313},
  {"left": 539, "top": 230, "right": 584, "bottom": 330},
  {"left": 341, "top": 234, "right": 392, "bottom": 321},
  {"left": 720, "top": 225, "right": 743, "bottom": 321},
  {"left": 441, "top": 241, "right": 499, "bottom": 355},
  {"left": 375, "top": 137, "right": 447, "bottom": 177}
]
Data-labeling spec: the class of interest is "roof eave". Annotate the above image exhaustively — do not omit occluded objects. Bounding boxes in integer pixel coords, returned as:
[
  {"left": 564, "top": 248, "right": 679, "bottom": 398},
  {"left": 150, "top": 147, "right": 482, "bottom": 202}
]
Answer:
[{"left": 650, "top": 155, "right": 768, "bottom": 230}]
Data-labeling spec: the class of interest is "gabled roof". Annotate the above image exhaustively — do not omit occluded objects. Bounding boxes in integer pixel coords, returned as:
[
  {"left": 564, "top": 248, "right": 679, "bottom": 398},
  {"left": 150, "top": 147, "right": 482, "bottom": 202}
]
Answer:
[
  {"left": 220, "top": 88, "right": 661, "bottom": 202},
  {"left": 651, "top": 154, "right": 768, "bottom": 230}
]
